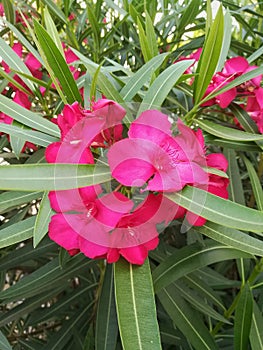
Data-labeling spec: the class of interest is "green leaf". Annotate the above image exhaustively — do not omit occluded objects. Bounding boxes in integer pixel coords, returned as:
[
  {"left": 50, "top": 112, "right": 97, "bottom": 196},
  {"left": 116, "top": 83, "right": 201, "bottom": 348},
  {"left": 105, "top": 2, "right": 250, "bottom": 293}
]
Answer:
[
  {"left": 178, "top": 0, "right": 201, "bottom": 36},
  {"left": 138, "top": 60, "right": 194, "bottom": 115},
  {"left": 210, "top": 138, "right": 261, "bottom": 152},
  {"left": 40, "top": 0, "right": 67, "bottom": 24},
  {"left": 165, "top": 186, "right": 263, "bottom": 233},
  {"left": 114, "top": 258, "right": 162, "bottom": 350},
  {"left": 234, "top": 283, "right": 253, "bottom": 350},
  {"left": 153, "top": 240, "right": 251, "bottom": 292},
  {"left": 197, "top": 119, "right": 263, "bottom": 141},
  {"left": 44, "top": 6, "right": 64, "bottom": 55},
  {"left": 0, "top": 163, "right": 111, "bottom": 191},
  {"left": 225, "top": 149, "right": 245, "bottom": 205},
  {"left": 230, "top": 103, "right": 259, "bottom": 134},
  {"left": 0, "top": 37, "right": 35, "bottom": 91},
  {"left": 242, "top": 156, "right": 263, "bottom": 211},
  {"left": 0, "top": 190, "right": 42, "bottom": 214},
  {"left": 33, "top": 191, "right": 53, "bottom": 247},
  {"left": 196, "top": 222, "right": 263, "bottom": 256},
  {"left": 158, "top": 285, "right": 218, "bottom": 350},
  {"left": 194, "top": 6, "right": 224, "bottom": 103},
  {"left": 10, "top": 121, "right": 27, "bottom": 157},
  {"left": 0, "top": 122, "right": 59, "bottom": 147},
  {"left": 145, "top": 11, "right": 158, "bottom": 58},
  {"left": 0, "top": 94, "right": 60, "bottom": 137},
  {"left": 3, "top": 0, "right": 15, "bottom": 24},
  {"left": 34, "top": 19, "right": 82, "bottom": 104},
  {"left": 247, "top": 45, "right": 263, "bottom": 64},
  {"left": 95, "top": 264, "right": 118, "bottom": 350},
  {"left": 137, "top": 17, "right": 152, "bottom": 62},
  {"left": 216, "top": 9, "right": 232, "bottom": 72},
  {"left": 0, "top": 331, "right": 12, "bottom": 350},
  {"left": 250, "top": 301, "right": 263, "bottom": 350},
  {"left": 120, "top": 53, "right": 169, "bottom": 100},
  {"left": 0, "top": 217, "right": 35, "bottom": 249},
  {"left": 175, "top": 280, "right": 229, "bottom": 323},
  {"left": 0, "top": 255, "right": 93, "bottom": 302}
]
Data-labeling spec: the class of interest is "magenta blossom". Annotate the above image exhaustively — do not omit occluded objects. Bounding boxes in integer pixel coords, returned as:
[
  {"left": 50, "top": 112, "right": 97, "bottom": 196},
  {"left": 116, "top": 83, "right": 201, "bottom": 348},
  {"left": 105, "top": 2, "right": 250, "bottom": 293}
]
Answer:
[
  {"left": 174, "top": 48, "right": 202, "bottom": 75},
  {"left": 202, "top": 56, "right": 262, "bottom": 108},
  {"left": 108, "top": 110, "right": 209, "bottom": 192}
]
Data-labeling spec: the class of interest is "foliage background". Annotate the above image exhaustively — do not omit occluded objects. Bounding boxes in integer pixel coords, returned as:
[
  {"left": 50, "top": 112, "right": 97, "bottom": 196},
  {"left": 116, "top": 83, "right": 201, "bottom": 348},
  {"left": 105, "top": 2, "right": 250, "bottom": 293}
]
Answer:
[{"left": 0, "top": 0, "right": 263, "bottom": 349}]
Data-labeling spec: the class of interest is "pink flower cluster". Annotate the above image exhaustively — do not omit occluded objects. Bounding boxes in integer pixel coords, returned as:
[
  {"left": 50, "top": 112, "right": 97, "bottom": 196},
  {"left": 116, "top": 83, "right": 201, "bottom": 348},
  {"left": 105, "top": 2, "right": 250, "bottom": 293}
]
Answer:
[
  {"left": 46, "top": 100, "right": 229, "bottom": 264},
  {"left": 175, "top": 50, "right": 263, "bottom": 133}
]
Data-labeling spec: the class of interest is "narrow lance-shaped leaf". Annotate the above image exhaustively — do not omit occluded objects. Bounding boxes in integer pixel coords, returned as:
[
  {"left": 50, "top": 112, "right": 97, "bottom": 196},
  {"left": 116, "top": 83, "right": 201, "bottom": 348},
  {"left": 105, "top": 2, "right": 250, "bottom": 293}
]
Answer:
[
  {"left": 120, "top": 53, "right": 169, "bottom": 100},
  {"left": 165, "top": 186, "right": 263, "bottom": 233},
  {"left": 225, "top": 149, "right": 245, "bottom": 205},
  {"left": 250, "top": 301, "right": 263, "bottom": 350},
  {"left": 0, "top": 331, "right": 12, "bottom": 350},
  {"left": 197, "top": 119, "right": 263, "bottom": 141},
  {"left": 196, "top": 222, "right": 263, "bottom": 256},
  {"left": 194, "top": 6, "right": 224, "bottom": 103},
  {"left": 0, "top": 37, "right": 35, "bottom": 91},
  {"left": 0, "top": 217, "right": 36, "bottom": 249},
  {"left": 158, "top": 285, "right": 218, "bottom": 350},
  {"left": 0, "top": 163, "right": 112, "bottom": 191},
  {"left": 138, "top": 59, "right": 194, "bottom": 115},
  {"left": 33, "top": 191, "right": 53, "bottom": 247},
  {"left": 34, "top": 19, "right": 82, "bottom": 104},
  {"left": 40, "top": 0, "right": 67, "bottom": 24},
  {"left": 114, "top": 258, "right": 162, "bottom": 350},
  {"left": 153, "top": 240, "right": 251, "bottom": 292},
  {"left": 95, "top": 264, "right": 118, "bottom": 350},
  {"left": 234, "top": 283, "right": 253, "bottom": 350},
  {"left": 0, "top": 93, "right": 60, "bottom": 137},
  {"left": 44, "top": 6, "right": 64, "bottom": 55}
]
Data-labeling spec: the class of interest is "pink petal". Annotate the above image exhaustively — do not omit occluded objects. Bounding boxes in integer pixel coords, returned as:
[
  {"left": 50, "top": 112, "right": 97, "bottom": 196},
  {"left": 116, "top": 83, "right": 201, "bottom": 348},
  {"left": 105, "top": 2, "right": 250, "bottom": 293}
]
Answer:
[
  {"left": 129, "top": 110, "right": 172, "bottom": 143},
  {"left": 107, "top": 248, "right": 120, "bottom": 263},
  {"left": 25, "top": 53, "right": 42, "bottom": 71},
  {"left": 223, "top": 57, "right": 249, "bottom": 75},
  {"left": 108, "top": 138, "right": 155, "bottom": 187},
  {"left": 185, "top": 211, "right": 207, "bottom": 226},
  {"left": 120, "top": 245, "right": 149, "bottom": 265},
  {"left": 217, "top": 88, "right": 236, "bottom": 108},
  {"left": 49, "top": 214, "right": 79, "bottom": 250},
  {"left": 79, "top": 236, "right": 108, "bottom": 259},
  {"left": 206, "top": 153, "right": 228, "bottom": 172},
  {"left": 13, "top": 91, "right": 31, "bottom": 109},
  {"left": 92, "top": 99, "right": 126, "bottom": 126}
]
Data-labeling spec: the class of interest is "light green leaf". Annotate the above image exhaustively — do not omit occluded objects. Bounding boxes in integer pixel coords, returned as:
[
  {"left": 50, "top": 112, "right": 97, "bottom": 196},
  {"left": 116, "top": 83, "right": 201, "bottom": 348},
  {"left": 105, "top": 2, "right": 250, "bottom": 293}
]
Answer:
[
  {"left": 0, "top": 255, "right": 93, "bottom": 302},
  {"left": 0, "top": 94, "right": 60, "bottom": 137},
  {"left": 153, "top": 240, "right": 251, "bottom": 292},
  {"left": 33, "top": 191, "right": 53, "bottom": 248},
  {"left": 138, "top": 60, "right": 194, "bottom": 115},
  {"left": 137, "top": 17, "right": 152, "bottom": 62},
  {"left": 194, "top": 6, "right": 224, "bottom": 103},
  {"left": 197, "top": 119, "right": 263, "bottom": 141},
  {"left": 178, "top": 0, "right": 201, "bottom": 36},
  {"left": 0, "top": 163, "right": 111, "bottom": 191},
  {"left": 216, "top": 9, "right": 232, "bottom": 72},
  {"left": 158, "top": 285, "right": 218, "bottom": 350},
  {"left": 242, "top": 156, "right": 263, "bottom": 211},
  {"left": 120, "top": 53, "right": 169, "bottom": 100},
  {"left": 230, "top": 103, "right": 259, "bottom": 134},
  {"left": 234, "top": 283, "right": 253, "bottom": 350},
  {"left": 114, "top": 258, "right": 162, "bottom": 350},
  {"left": 247, "top": 45, "right": 263, "bottom": 64},
  {"left": 225, "top": 149, "right": 245, "bottom": 205},
  {"left": 165, "top": 186, "right": 263, "bottom": 233},
  {"left": 0, "top": 331, "right": 12, "bottom": 350},
  {"left": 0, "top": 190, "right": 42, "bottom": 214},
  {"left": 95, "top": 264, "right": 118, "bottom": 350},
  {"left": 10, "top": 121, "right": 28, "bottom": 158},
  {"left": 40, "top": 0, "right": 67, "bottom": 24},
  {"left": 196, "top": 222, "right": 263, "bottom": 256},
  {"left": 44, "top": 7, "right": 64, "bottom": 55},
  {"left": 145, "top": 11, "right": 158, "bottom": 58},
  {"left": 0, "top": 217, "right": 35, "bottom": 249},
  {"left": 3, "top": 0, "right": 15, "bottom": 23},
  {"left": 0, "top": 122, "right": 59, "bottom": 147},
  {"left": 34, "top": 19, "right": 82, "bottom": 104},
  {"left": 0, "top": 37, "right": 35, "bottom": 91},
  {"left": 250, "top": 301, "right": 263, "bottom": 350},
  {"left": 210, "top": 138, "right": 261, "bottom": 152}
]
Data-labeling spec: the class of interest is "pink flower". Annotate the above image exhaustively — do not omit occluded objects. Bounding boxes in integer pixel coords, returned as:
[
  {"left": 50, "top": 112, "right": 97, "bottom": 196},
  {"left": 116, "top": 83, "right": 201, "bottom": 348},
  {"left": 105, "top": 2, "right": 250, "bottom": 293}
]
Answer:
[
  {"left": 202, "top": 56, "right": 262, "bottom": 108},
  {"left": 108, "top": 110, "right": 208, "bottom": 192},
  {"left": 54, "top": 99, "right": 126, "bottom": 146}
]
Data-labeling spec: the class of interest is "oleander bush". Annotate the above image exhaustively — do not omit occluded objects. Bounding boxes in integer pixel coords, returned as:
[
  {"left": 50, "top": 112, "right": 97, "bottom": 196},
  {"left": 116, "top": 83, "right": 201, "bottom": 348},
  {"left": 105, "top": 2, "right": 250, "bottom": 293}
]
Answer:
[{"left": 0, "top": 0, "right": 263, "bottom": 349}]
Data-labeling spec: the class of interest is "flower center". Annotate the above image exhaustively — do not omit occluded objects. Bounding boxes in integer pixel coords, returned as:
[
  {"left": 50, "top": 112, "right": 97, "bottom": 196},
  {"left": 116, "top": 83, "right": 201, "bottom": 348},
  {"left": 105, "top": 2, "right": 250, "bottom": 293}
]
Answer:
[{"left": 85, "top": 202, "right": 97, "bottom": 221}]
